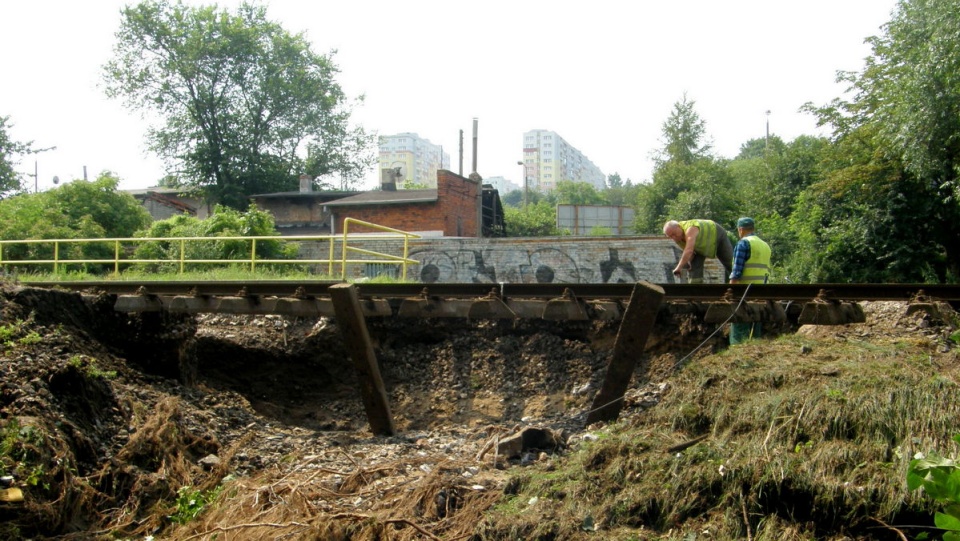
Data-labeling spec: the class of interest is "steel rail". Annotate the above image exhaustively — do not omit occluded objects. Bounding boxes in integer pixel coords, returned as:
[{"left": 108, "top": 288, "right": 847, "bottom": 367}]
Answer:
[{"left": 24, "top": 280, "right": 960, "bottom": 302}]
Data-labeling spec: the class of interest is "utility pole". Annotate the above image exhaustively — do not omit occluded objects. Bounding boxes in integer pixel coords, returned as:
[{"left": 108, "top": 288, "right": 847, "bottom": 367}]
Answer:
[
  {"left": 765, "top": 110, "right": 771, "bottom": 152},
  {"left": 518, "top": 160, "right": 527, "bottom": 208}
]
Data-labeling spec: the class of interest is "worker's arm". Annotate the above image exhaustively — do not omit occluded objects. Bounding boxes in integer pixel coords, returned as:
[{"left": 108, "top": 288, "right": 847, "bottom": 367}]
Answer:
[{"left": 672, "top": 226, "right": 699, "bottom": 276}]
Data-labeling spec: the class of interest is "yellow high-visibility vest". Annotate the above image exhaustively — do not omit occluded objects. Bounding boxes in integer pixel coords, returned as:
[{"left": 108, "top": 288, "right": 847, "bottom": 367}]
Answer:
[
  {"left": 739, "top": 235, "right": 771, "bottom": 283},
  {"left": 678, "top": 219, "right": 719, "bottom": 258}
]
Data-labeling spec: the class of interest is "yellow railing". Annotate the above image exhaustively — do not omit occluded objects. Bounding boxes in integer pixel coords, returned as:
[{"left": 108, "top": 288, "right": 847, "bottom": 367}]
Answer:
[
  {"left": 0, "top": 218, "right": 421, "bottom": 280},
  {"left": 339, "top": 218, "right": 420, "bottom": 281}
]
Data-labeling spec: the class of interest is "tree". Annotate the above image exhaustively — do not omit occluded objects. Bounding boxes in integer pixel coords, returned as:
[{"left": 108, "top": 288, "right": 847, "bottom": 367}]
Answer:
[
  {"left": 553, "top": 180, "right": 605, "bottom": 206},
  {"left": 103, "top": 0, "right": 373, "bottom": 209},
  {"left": 606, "top": 172, "right": 624, "bottom": 189},
  {"left": 803, "top": 0, "right": 960, "bottom": 280},
  {"left": 0, "top": 116, "right": 54, "bottom": 198},
  {"left": 0, "top": 172, "right": 152, "bottom": 273},
  {"left": 503, "top": 201, "right": 561, "bottom": 237},
  {"left": 634, "top": 96, "right": 736, "bottom": 233},
  {"left": 604, "top": 172, "right": 637, "bottom": 207},
  {"left": 134, "top": 204, "right": 297, "bottom": 272},
  {"left": 654, "top": 93, "right": 712, "bottom": 167}
]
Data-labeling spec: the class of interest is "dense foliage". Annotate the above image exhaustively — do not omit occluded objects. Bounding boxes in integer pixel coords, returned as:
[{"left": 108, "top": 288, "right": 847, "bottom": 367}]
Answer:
[
  {"left": 0, "top": 173, "right": 151, "bottom": 273},
  {"left": 133, "top": 205, "right": 297, "bottom": 273},
  {"left": 102, "top": 0, "right": 374, "bottom": 209}
]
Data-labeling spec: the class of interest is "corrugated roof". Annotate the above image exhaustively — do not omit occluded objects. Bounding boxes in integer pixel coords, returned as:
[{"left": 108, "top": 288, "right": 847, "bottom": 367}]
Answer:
[{"left": 323, "top": 189, "right": 438, "bottom": 207}]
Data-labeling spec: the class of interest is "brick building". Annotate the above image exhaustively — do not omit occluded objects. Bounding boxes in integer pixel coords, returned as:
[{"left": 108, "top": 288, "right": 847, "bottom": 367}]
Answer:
[{"left": 324, "top": 170, "right": 504, "bottom": 237}]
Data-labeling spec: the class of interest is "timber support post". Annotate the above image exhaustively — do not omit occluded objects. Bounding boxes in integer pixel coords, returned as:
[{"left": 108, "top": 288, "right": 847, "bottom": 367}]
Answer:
[
  {"left": 329, "top": 283, "right": 396, "bottom": 436},
  {"left": 586, "top": 280, "right": 664, "bottom": 426}
]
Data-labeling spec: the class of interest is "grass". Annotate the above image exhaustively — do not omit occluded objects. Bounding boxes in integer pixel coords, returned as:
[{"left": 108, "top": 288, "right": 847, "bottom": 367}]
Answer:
[{"left": 476, "top": 330, "right": 960, "bottom": 540}]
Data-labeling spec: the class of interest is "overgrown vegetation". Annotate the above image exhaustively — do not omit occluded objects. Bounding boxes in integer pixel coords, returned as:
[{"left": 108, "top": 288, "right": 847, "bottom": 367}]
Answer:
[
  {"left": 169, "top": 485, "right": 225, "bottom": 525},
  {"left": 0, "top": 418, "right": 46, "bottom": 488},
  {"left": 908, "top": 434, "right": 960, "bottom": 541},
  {"left": 132, "top": 205, "right": 299, "bottom": 273},
  {"left": 475, "top": 331, "right": 960, "bottom": 540}
]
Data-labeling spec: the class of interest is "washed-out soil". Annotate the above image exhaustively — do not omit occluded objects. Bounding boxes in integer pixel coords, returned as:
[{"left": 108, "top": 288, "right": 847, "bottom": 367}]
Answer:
[{"left": 0, "top": 281, "right": 955, "bottom": 540}]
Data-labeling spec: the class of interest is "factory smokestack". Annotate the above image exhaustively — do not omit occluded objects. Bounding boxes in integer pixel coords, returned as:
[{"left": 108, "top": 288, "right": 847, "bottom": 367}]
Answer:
[{"left": 471, "top": 118, "right": 478, "bottom": 174}]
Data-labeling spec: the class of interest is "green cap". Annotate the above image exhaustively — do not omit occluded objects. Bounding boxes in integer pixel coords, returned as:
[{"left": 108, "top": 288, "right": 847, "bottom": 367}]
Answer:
[{"left": 736, "top": 217, "right": 755, "bottom": 228}]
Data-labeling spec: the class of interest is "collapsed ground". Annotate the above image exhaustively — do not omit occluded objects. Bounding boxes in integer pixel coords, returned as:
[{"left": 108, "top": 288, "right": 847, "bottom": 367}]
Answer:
[{"left": 0, "top": 282, "right": 958, "bottom": 540}]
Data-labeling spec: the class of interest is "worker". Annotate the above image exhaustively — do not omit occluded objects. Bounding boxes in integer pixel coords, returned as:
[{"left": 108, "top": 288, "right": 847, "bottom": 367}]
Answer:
[
  {"left": 662, "top": 219, "right": 733, "bottom": 283},
  {"left": 728, "top": 216, "right": 772, "bottom": 344}
]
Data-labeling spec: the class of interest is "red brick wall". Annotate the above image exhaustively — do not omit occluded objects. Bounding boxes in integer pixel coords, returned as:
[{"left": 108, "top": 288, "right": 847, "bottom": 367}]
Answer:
[
  {"left": 436, "top": 170, "right": 479, "bottom": 237},
  {"left": 334, "top": 170, "right": 480, "bottom": 236}
]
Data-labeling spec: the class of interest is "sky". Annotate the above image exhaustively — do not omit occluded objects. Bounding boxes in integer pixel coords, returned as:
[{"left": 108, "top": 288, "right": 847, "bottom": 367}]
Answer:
[{"left": 1, "top": 0, "right": 900, "bottom": 193}]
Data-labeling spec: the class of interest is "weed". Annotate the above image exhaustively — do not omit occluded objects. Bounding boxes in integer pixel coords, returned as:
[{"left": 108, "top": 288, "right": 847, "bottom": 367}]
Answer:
[
  {"left": 169, "top": 485, "right": 224, "bottom": 525},
  {"left": 907, "top": 434, "right": 960, "bottom": 540},
  {"left": 68, "top": 355, "right": 117, "bottom": 380},
  {"left": 0, "top": 320, "right": 27, "bottom": 349},
  {"left": 0, "top": 419, "right": 46, "bottom": 488},
  {"left": 18, "top": 331, "right": 42, "bottom": 345}
]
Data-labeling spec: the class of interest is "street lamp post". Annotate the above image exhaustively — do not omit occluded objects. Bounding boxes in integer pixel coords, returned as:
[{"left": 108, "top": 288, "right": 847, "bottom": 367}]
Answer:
[
  {"left": 517, "top": 160, "right": 527, "bottom": 208},
  {"left": 765, "top": 110, "right": 771, "bottom": 151}
]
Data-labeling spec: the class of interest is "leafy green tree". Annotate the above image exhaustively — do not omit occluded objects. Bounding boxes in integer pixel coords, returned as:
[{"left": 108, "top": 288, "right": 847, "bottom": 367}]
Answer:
[
  {"left": 804, "top": 0, "right": 960, "bottom": 280},
  {"left": 134, "top": 204, "right": 297, "bottom": 272},
  {"left": 654, "top": 93, "right": 712, "bottom": 166},
  {"left": 634, "top": 95, "right": 738, "bottom": 234},
  {"left": 784, "top": 127, "right": 943, "bottom": 283},
  {"left": 0, "top": 173, "right": 152, "bottom": 273},
  {"left": 501, "top": 189, "right": 523, "bottom": 208},
  {"left": 503, "top": 201, "right": 561, "bottom": 237},
  {"left": 554, "top": 180, "right": 605, "bottom": 206},
  {"left": 662, "top": 160, "right": 739, "bottom": 229},
  {"left": 606, "top": 172, "right": 624, "bottom": 189},
  {"left": 103, "top": 0, "right": 373, "bottom": 209},
  {"left": 0, "top": 116, "right": 54, "bottom": 198},
  {"left": 604, "top": 172, "right": 637, "bottom": 207}
]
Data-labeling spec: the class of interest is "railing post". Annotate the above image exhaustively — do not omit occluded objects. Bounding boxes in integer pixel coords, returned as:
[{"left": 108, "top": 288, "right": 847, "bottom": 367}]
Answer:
[
  {"left": 328, "top": 238, "right": 336, "bottom": 278},
  {"left": 340, "top": 220, "right": 350, "bottom": 281},
  {"left": 402, "top": 235, "right": 410, "bottom": 281},
  {"left": 250, "top": 238, "right": 257, "bottom": 272},
  {"left": 179, "top": 239, "right": 185, "bottom": 274},
  {"left": 114, "top": 240, "right": 121, "bottom": 275},
  {"left": 54, "top": 241, "right": 60, "bottom": 275}
]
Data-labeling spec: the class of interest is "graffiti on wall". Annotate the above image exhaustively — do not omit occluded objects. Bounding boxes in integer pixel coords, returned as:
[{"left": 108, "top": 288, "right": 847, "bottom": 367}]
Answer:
[{"left": 411, "top": 246, "right": 661, "bottom": 284}]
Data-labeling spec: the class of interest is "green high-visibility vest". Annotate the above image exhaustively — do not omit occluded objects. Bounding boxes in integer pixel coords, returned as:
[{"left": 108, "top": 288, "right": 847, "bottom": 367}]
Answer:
[
  {"left": 739, "top": 235, "right": 771, "bottom": 283},
  {"left": 678, "top": 219, "right": 719, "bottom": 258}
]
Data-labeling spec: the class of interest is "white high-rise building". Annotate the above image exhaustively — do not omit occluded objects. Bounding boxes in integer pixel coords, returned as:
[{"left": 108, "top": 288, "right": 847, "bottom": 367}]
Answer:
[
  {"left": 378, "top": 133, "right": 450, "bottom": 188},
  {"left": 521, "top": 130, "right": 605, "bottom": 192}
]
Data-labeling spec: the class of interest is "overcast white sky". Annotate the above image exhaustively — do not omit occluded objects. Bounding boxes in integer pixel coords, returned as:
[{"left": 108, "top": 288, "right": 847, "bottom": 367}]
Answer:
[{"left": 1, "top": 0, "right": 899, "bottom": 192}]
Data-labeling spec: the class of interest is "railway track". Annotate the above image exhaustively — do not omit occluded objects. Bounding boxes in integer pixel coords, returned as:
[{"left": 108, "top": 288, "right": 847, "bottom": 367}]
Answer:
[
  {"left": 21, "top": 280, "right": 960, "bottom": 324},
  {"left": 26, "top": 280, "right": 960, "bottom": 302}
]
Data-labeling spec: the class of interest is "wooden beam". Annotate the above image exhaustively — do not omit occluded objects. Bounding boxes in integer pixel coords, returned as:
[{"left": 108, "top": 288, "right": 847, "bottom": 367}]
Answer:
[
  {"left": 328, "top": 283, "right": 396, "bottom": 436},
  {"left": 586, "top": 280, "right": 664, "bottom": 425}
]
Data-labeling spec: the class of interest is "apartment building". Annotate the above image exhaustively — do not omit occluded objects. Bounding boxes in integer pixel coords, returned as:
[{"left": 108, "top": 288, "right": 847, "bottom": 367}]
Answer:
[
  {"left": 521, "top": 130, "right": 605, "bottom": 192},
  {"left": 378, "top": 133, "right": 451, "bottom": 188}
]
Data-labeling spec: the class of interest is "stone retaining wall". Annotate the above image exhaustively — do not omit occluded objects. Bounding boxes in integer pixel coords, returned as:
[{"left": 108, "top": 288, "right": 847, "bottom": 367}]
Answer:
[{"left": 301, "top": 236, "right": 724, "bottom": 284}]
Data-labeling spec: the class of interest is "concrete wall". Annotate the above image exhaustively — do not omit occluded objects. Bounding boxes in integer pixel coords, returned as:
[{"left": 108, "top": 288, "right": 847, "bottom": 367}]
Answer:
[{"left": 306, "top": 235, "right": 723, "bottom": 284}]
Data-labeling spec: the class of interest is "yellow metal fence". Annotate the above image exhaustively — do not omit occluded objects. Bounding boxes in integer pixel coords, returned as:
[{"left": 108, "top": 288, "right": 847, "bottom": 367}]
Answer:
[{"left": 0, "top": 218, "right": 421, "bottom": 281}]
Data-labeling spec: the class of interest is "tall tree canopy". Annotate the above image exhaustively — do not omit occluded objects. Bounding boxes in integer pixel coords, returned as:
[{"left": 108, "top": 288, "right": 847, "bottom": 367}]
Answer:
[
  {"left": 635, "top": 96, "right": 736, "bottom": 233},
  {"left": 804, "top": 0, "right": 960, "bottom": 280},
  {"left": 654, "top": 93, "right": 712, "bottom": 167},
  {"left": 102, "top": 0, "right": 373, "bottom": 209}
]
